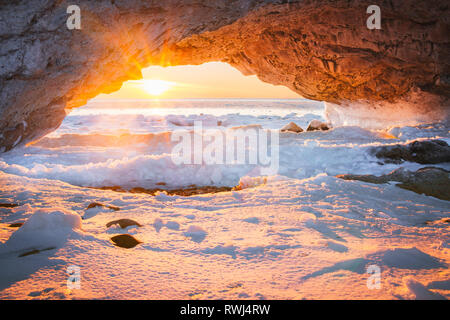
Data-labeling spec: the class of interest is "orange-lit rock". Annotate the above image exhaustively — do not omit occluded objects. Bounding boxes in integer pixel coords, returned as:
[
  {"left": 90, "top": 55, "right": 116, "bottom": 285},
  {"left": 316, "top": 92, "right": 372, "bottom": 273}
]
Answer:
[
  {"left": 0, "top": 1, "right": 449, "bottom": 151},
  {"left": 281, "top": 122, "right": 304, "bottom": 133}
]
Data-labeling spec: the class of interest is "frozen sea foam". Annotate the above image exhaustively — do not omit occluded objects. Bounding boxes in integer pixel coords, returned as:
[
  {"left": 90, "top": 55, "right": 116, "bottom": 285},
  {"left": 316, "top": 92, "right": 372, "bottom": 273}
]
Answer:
[{"left": 0, "top": 208, "right": 82, "bottom": 254}]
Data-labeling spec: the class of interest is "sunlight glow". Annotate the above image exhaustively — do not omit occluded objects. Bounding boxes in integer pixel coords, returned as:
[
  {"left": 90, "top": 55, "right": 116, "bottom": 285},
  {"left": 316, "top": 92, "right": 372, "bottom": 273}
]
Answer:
[
  {"left": 142, "top": 80, "right": 174, "bottom": 96},
  {"left": 94, "top": 62, "right": 300, "bottom": 100}
]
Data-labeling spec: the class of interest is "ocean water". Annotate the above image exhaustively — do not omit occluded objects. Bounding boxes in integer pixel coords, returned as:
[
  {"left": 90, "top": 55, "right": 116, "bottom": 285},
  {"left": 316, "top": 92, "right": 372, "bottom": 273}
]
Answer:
[
  {"left": 0, "top": 99, "right": 448, "bottom": 189},
  {"left": 59, "top": 99, "right": 326, "bottom": 135}
]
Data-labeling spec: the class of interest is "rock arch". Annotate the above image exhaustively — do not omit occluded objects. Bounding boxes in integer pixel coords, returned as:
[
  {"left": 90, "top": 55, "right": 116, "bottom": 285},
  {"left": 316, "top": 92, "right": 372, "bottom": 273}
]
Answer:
[{"left": 0, "top": 0, "right": 449, "bottom": 151}]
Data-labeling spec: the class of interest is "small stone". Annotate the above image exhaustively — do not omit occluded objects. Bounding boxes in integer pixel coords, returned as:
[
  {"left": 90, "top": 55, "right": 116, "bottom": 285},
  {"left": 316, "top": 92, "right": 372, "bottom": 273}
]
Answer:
[
  {"left": 306, "top": 120, "right": 330, "bottom": 131},
  {"left": 281, "top": 122, "right": 303, "bottom": 133},
  {"left": 0, "top": 203, "right": 19, "bottom": 208},
  {"left": 8, "top": 222, "right": 24, "bottom": 228},
  {"left": 110, "top": 234, "right": 142, "bottom": 248},
  {"left": 86, "top": 202, "right": 120, "bottom": 211},
  {"left": 106, "top": 219, "right": 142, "bottom": 229}
]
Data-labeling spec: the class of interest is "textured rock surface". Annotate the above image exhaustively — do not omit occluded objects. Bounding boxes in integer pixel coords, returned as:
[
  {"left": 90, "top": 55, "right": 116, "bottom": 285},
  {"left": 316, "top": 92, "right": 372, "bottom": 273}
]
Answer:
[
  {"left": 106, "top": 219, "right": 142, "bottom": 229},
  {"left": 337, "top": 167, "right": 450, "bottom": 201},
  {"left": 371, "top": 140, "right": 450, "bottom": 164},
  {"left": 306, "top": 120, "right": 330, "bottom": 131},
  {"left": 281, "top": 121, "right": 303, "bottom": 133},
  {"left": 110, "top": 234, "right": 142, "bottom": 249},
  {"left": 1, "top": 0, "right": 449, "bottom": 150}
]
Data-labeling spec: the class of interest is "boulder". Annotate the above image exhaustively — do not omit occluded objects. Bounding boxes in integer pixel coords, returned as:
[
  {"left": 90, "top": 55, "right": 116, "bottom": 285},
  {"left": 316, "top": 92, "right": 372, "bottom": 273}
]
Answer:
[
  {"left": 371, "top": 140, "right": 450, "bottom": 164},
  {"left": 306, "top": 120, "right": 330, "bottom": 132},
  {"left": 281, "top": 122, "right": 303, "bottom": 133},
  {"left": 337, "top": 167, "right": 450, "bottom": 201}
]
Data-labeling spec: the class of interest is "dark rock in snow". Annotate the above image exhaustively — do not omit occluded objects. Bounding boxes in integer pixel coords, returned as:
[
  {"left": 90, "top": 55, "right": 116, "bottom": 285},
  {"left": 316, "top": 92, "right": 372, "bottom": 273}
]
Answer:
[
  {"left": 0, "top": 203, "right": 19, "bottom": 208},
  {"left": 281, "top": 122, "right": 303, "bottom": 133},
  {"left": 371, "top": 140, "right": 450, "bottom": 164},
  {"left": 306, "top": 120, "right": 330, "bottom": 131},
  {"left": 337, "top": 167, "right": 450, "bottom": 201},
  {"left": 106, "top": 219, "right": 142, "bottom": 229},
  {"left": 8, "top": 222, "right": 24, "bottom": 228},
  {"left": 86, "top": 202, "right": 120, "bottom": 211},
  {"left": 111, "top": 234, "right": 142, "bottom": 249}
]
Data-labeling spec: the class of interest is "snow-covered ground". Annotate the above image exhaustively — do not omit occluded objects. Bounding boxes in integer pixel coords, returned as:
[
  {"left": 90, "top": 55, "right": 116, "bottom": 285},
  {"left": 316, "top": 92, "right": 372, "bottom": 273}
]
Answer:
[{"left": 0, "top": 99, "right": 449, "bottom": 299}]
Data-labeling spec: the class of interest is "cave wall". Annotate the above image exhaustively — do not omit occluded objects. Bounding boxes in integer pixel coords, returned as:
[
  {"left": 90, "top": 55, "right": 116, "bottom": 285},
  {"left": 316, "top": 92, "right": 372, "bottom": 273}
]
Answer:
[{"left": 0, "top": 0, "right": 449, "bottom": 151}]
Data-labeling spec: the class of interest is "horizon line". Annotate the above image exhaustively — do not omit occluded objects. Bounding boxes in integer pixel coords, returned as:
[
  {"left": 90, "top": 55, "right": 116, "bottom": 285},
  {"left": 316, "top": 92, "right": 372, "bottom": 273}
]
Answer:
[{"left": 90, "top": 98, "right": 315, "bottom": 102}]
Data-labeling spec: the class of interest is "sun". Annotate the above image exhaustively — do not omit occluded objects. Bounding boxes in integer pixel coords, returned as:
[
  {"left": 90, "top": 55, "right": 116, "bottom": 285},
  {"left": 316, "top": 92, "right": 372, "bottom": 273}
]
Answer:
[{"left": 142, "top": 79, "right": 174, "bottom": 96}]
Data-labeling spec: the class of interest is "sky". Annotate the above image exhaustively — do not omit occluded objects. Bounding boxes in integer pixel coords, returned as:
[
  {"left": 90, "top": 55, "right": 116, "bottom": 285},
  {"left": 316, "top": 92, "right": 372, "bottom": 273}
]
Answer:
[{"left": 94, "top": 62, "right": 300, "bottom": 100}]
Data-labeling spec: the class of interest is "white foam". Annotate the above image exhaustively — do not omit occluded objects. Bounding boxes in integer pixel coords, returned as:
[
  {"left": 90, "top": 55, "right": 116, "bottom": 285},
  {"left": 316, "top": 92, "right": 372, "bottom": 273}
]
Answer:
[{"left": 0, "top": 208, "right": 82, "bottom": 254}]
